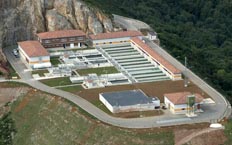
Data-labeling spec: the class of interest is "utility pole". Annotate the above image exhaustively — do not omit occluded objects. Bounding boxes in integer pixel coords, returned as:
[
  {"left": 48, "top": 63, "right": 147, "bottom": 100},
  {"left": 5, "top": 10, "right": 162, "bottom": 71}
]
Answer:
[{"left": 184, "top": 56, "right": 188, "bottom": 87}]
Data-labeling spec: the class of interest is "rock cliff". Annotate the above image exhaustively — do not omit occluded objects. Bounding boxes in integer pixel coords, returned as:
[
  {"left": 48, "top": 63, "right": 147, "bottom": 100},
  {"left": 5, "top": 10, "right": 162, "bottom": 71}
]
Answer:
[{"left": 0, "top": 0, "right": 114, "bottom": 49}]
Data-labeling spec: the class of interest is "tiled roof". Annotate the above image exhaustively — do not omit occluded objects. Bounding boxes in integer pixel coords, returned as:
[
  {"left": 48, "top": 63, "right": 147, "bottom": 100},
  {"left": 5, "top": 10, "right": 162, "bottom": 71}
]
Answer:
[
  {"left": 37, "top": 29, "right": 86, "bottom": 39},
  {"left": 89, "top": 31, "right": 143, "bottom": 40},
  {"left": 131, "top": 37, "right": 181, "bottom": 74},
  {"left": 18, "top": 41, "right": 49, "bottom": 57},
  {"left": 164, "top": 92, "right": 204, "bottom": 105}
]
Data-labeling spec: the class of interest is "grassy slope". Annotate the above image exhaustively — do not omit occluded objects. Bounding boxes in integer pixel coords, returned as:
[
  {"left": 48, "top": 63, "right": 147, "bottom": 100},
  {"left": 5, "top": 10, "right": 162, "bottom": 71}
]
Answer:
[{"left": 10, "top": 89, "right": 174, "bottom": 145}]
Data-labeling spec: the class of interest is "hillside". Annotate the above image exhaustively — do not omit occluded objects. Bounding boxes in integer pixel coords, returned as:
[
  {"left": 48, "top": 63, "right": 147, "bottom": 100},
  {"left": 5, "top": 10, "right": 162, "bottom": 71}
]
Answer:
[{"left": 84, "top": 0, "right": 232, "bottom": 101}]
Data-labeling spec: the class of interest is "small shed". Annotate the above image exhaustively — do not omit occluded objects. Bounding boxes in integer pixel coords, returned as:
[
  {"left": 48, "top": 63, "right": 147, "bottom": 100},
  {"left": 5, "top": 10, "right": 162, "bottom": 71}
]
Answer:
[
  {"left": 147, "top": 31, "right": 157, "bottom": 40},
  {"left": 164, "top": 92, "right": 203, "bottom": 114}
]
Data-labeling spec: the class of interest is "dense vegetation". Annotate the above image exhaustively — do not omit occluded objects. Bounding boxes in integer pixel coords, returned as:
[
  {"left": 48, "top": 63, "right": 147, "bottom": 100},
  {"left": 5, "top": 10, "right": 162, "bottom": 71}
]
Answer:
[
  {"left": 85, "top": 0, "right": 232, "bottom": 101},
  {"left": 0, "top": 112, "right": 16, "bottom": 145}
]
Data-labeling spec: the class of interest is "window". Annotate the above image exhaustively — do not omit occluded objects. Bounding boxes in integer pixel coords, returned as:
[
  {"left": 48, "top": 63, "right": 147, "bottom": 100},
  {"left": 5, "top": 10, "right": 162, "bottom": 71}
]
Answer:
[
  {"left": 44, "top": 40, "right": 51, "bottom": 44},
  {"left": 77, "top": 37, "right": 83, "bottom": 41},
  {"left": 69, "top": 38, "right": 75, "bottom": 41},
  {"left": 61, "top": 38, "right": 67, "bottom": 42}
]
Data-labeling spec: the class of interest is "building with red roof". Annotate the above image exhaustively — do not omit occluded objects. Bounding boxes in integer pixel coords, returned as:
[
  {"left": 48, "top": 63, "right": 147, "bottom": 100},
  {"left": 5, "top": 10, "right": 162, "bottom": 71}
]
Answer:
[
  {"left": 130, "top": 37, "right": 182, "bottom": 80},
  {"left": 89, "top": 30, "right": 143, "bottom": 46},
  {"left": 37, "top": 29, "right": 86, "bottom": 49},
  {"left": 18, "top": 41, "right": 51, "bottom": 69},
  {"left": 164, "top": 92, "right": 203, "bottom": 114}
]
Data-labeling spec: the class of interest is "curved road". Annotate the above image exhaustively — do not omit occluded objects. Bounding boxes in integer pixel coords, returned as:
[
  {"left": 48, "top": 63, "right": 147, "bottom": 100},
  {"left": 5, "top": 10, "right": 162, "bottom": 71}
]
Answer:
[{"left": 3, "top": 39, "right": 231, "bottom": 128}]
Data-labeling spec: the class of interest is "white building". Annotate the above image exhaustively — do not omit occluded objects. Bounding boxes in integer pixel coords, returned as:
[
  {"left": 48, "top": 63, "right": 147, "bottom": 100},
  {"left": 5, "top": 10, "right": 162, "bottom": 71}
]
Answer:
[
  {"left": 164, "top": 92, "right": 203, "bottom": 114},
  {"left": 18, "top": 41, "right": 51, "bottom": 69},
  {"left": 99, "top": 90, "right": 160, "bottom": 113},
  {"left": 147, "top": 31, "right": 157, "bottom": 40},
  {"left": 89, "top": 30, "right": 143, "bottom": 47}
]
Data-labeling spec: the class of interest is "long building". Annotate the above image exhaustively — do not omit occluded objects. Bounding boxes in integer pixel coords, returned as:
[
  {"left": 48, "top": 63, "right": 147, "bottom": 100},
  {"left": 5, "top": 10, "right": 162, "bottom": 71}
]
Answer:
[
  {"left": 18, "top": 41, "right": 51, "bottom": 69},
  {"left": 89, "top": 30, "right": 143, "bottom": 47},
  {"left": 37, "top": 30, "right": 86, "bottom": 48},
  {"left": 130, "top": 37, "right": 182, "bottom": 80}
]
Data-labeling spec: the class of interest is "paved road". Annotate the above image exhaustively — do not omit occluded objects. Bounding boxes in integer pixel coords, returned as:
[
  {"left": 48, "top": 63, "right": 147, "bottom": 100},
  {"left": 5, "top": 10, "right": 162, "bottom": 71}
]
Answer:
[
  {"left": 113, "top": 14, "right": 151, "bottom": 31},
  {"left": 3, "top": 40, "right": 231, "bottom": 128}
]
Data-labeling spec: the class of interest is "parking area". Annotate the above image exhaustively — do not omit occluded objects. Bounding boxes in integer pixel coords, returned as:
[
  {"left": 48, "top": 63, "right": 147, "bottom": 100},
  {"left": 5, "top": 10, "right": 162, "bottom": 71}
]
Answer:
[{"left": 97, "top": 43, "right": 169, "bottom": 83}]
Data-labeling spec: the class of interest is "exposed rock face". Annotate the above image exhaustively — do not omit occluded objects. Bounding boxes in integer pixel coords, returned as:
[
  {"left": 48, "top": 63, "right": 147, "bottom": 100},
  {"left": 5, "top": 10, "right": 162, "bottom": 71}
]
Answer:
[
  {"left": 46, "top": 9, "right": 73, "bottom": 31},
  {"left": 0, "top": 0, "right": 114, "bottom": 48}
]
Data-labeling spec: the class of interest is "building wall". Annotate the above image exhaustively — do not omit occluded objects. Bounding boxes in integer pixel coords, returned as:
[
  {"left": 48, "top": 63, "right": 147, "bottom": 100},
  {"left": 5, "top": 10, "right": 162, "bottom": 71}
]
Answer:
[
  {"left": 92, "top": 36, "right": 143, "bottom": 47},
  {"left": 99, "top": 94, "right": 114, "bottom": 113},
  {"left": 38, "top": 36, "right": 86, "bottom": 48},
  {"left": 112, "top": 103, "right": 157, "bottom": 113},
  {"left": 18, "top": 45, "right": 51, "bottom": 69}
]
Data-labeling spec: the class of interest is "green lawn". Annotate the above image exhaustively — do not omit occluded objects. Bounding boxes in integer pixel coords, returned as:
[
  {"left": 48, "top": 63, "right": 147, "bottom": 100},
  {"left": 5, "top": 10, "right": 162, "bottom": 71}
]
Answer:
[
  {"left": 58, "top": 85, "right": 83, "bottom": 93},
  {"left": 8, "top": 88, "right": 174, "bottom": 145},
  {"left": 32, "top": 70, "right": 49, "bottom": 77},
  {"left": 50, "top": 57, "right": 61, "bottom": 66},
  {"left": 77, "top": 67, "right": 119, "bottom": 76},
  {"left": 224, "top": 120, "right": 232, "bottom": 145},
  {"left": 40, "top": 77, "right": 72, "bottom": 87}
]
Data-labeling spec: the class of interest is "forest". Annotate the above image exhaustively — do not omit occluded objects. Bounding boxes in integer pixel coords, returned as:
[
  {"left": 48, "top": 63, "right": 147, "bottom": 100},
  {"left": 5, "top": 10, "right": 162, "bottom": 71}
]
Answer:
[{"left": 85, "top": 0, "right": 232, "bottom": 102}]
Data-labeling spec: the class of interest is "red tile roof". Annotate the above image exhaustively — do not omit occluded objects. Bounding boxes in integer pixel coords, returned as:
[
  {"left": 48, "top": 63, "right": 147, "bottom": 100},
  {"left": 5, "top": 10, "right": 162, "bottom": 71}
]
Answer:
[
  {"left": 37, "top": 29, "right": 86, "bottom": 39},
  {"left": 18, "top": 41, "right": 49, "bottom": 57},
  {"left": 131, "top": 37, "right": 181, "bottom": 74},
  {"left": 89, "top": 31, "right": 143, "bottom": 40},
  {"left": 164, "top": 92, "right": 204, "bottom": 105}
]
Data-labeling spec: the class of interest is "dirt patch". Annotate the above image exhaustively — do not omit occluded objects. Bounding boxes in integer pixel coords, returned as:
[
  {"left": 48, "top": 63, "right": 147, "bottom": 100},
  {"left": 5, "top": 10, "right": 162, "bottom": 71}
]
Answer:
[
  {"left": 79, "top": 123, "right": 98, "bottom": 145},
  {"left": 0, "top": 87, "right": 29, "bottom": 107},
  {"left": 187, "top": 129, "right": 227, "bottom": 145},
  {"left": 79, "top": 80, "right": 209, "bottom": 103},
  {"left": 14, "top": 97, "right": 29, "bottom": 113}
]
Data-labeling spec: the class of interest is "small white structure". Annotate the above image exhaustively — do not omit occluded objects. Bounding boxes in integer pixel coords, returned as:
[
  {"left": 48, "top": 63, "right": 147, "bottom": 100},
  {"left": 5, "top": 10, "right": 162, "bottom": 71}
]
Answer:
[
  {"left": 164, "top": 92, "right": 203, "bottom": 114},
  {"left": 147, "top": 31, "right": 157, "bottom": 40},
  {"left": 18, "top": 41, "right": 51, "bottom": 69},
  {"left": 83, "top": 74, "right": 105, "bottom": 88},
  {"left": 99, "top": 90, "right": 160, "bottom": 113},
  {"left": 89, "top": 31, "right": 143, "bottom": 47}
]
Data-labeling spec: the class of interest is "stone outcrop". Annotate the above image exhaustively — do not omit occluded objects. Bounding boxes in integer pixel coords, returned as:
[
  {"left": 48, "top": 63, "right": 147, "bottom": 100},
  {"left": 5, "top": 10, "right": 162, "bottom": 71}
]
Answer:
[{"left": 0, "top": 0, "right": 115, "bottom": 48}]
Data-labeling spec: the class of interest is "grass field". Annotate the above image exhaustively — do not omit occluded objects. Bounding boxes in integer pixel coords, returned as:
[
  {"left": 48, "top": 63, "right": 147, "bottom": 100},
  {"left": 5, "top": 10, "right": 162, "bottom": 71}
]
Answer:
[
  {"left": 58, "top": 85, "right": 83, "bottom": 93},
  {"left": 224, "top": 120, "right": 232, "bottom": 145},
  {"left": 50, "top": 57, "right": 60, "bottom": 66},
  {"left": 40, "top": 77, "right": 72, "bottom": 87},
  {"left": 32, "top": 69, "right": 49, "bottom": 77},
  {"left": 77, "top": 67, "right": 119, "bottom": 76},
  {"left": 9, "top": 88, "right": 174, "bottom": 145}
]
